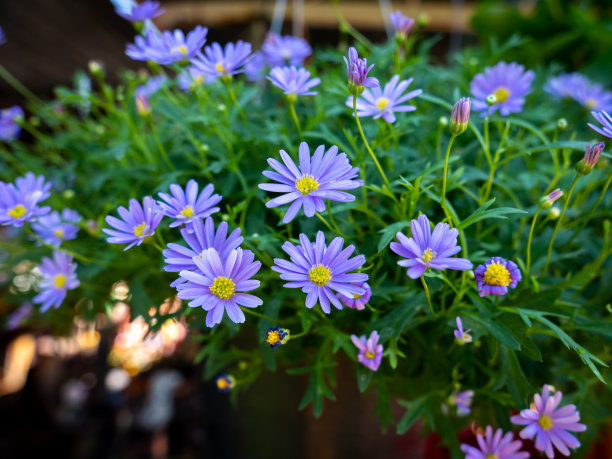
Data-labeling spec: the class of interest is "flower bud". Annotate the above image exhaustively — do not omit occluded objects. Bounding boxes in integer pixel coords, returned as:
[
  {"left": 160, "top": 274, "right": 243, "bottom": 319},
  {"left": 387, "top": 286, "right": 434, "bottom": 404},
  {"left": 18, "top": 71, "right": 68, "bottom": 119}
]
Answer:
[
  {"left": 88, "top": 60, "right": 104, "bottom": 78},
  {"left": 539, "top": 188, "right": 563, "bottom": 210},
  {"left": 576, "top": 142, "right": 605, "bottom": 175},
  {"left": 450, "top": 97, "right": 470, "bottom": 136},
  {"left": 548, "top": 206, "right": 560, "bottom": 220},
  {"left": 135, "top": 92, "right": 151, "bottom": 117},
  {"left": 557, "top": 118, "right": 567, "bottom": 130},
  {"left": 215, "top": 373, "right": 235, "bottom": 393},
  {"left": 486, "top": 94, "right": 497, "bottom": 106},
  {"left": 438, "top": 116, "right": 448, "bottom": 127}
]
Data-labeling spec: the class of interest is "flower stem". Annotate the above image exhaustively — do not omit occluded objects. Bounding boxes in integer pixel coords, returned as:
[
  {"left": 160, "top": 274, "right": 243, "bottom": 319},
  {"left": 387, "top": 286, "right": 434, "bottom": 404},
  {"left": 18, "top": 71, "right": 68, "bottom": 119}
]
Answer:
[
  {"left": 566, "top": 172, "right": 612, "bottom": 246},
  {"left": 289, "top": 101, "right": 303, "bottom": 139},
  {"left": 440, "top": 134, "right": 456, "bottom": 223},
  {"left": 543, "top": 173, "right": 580, "bottom": 273},
  {"left": 0, "top": 64, "right": 44, "bottom": 106},
  {"left": 316, "top": 212, "right": 344, "bottom": 238},
  {"left": 525, "top": 207, "right": 541, "bottom": 279},
  {"left": 147, "top": 119, "right": 174, "bottom": 170},
  {"left": 420, "top": 275, "right": 435, "bottom": 317},
  {"left": 224, "top": 79, "right": 249, "bottom": 126},
  {"left": 353, "top": 95, "right": 397, "bottom": 203},
  {"left": 240, "top": 306, "right": 280, "bottom": 324}
]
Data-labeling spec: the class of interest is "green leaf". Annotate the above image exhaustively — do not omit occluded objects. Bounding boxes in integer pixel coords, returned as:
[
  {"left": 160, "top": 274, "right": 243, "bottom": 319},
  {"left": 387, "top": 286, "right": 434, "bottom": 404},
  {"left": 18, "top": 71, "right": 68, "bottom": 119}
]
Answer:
[
  {"left": 501, "top": 346, "right": 535, "bottom": 407},
  {"left": 396, "top": 395, "right": 429, "bottom": 434},
  {"left": 356, "top": 365, "right": 374, "bottom": 393},
  {"left": 377, "top": 220, "right": 411, "bottom": 252},
  {"left": 469, "top": 314, "right": 521, "bottom": 350},
  {"left": 456, "top": 198, "right": 526, "bottom": 231}
]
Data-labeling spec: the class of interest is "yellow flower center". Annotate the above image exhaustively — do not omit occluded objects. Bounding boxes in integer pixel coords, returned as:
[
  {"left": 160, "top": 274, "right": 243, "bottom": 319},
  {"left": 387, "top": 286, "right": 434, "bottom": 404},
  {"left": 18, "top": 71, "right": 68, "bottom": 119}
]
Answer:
[
  {"left": 180, "top": 205, "right": 195, "bottom": 218},
  {"left": 483, "top": 261, "right": 511, "bottom": 286},
  {"left": 493, "top": 87, "right": 510, "bottom": 103},
  {"left": 133, "top": 222, "right": 148, "bottom": 237},
  {"left": 217, "top": 378, "right": 229, "bottom": 390},
  {"left": 194, "top": 75, "right": 204, "bottom": 85},
  {"left": 353, "top": 293, "right": 364, "bottom": 300},
  {"left": 295, "top": 174, "right": 319, "bottom": 195},
  {"left": 266, "top": 330, "right": 280, "bottom": 346},
  {"left": 54, "top": 229, "right": 65, "bottom": 239},
  {"left": 215, "top": 62, "right": 226, "bottom": 74},
  {"left": 308, "top": 264, "right": 332, "bottom": 287},
  {"left": 585, "top": 98, "right": 597, "bottom": 109},
  {"left": 365, "top": 351, "right": 375, "bottom": 359},
  {"left": 8, "top": 204, "right": 27, "bottom": 219},
  {"left": 538, "top": 415, "right": 553, "bottom": 430},
  {"left": 375, "top": 97, "right": 390, "bottom": 111},
  {"left": 422, "top": 248, "right": 436, "bottom": 263},
  {"left": 172, "top": 45, "right": 188, "bottom": 55},
  {"left": 53, "top": 274, "right": 67, "bottom": 289},
  {"left": 486, "top": 455, "right": 499, "bottom": 459},
  {"left": 463, "top": 332, "right": 471, "bottom": 341},
  {"left": 210, "top": 276, "right": 236, "bottom": 300}
]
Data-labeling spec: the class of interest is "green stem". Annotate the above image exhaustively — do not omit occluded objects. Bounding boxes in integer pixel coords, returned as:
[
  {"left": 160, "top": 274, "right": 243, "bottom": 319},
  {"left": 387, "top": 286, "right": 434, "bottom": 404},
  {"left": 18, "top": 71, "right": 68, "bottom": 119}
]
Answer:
[
  {"left": 440, "top": 135, "right": 456, "bottom": 221},
  {"left": 224, "top": 79, "right": 249, "bottom": 126},
  {"left": 330, "top": 0, "right": 373, "bottom": 51},
  {"left": 353, "top": 95, "right": 397, "bottom": 203},
  {"left": 289, "top": 101, "right": 303, "bottom": 139},
  {"left": 566, "top": 172, "right": 612, "bottom": 246},
  {"left": 525, "top": 208, "right": 542, "bottom": 279},
  {"left": 147, "top": 119, "right": 174, "bottom": 170},
  {"left": 0, "top": 64, "right": 44, "bottom": 106},
  {"left": 240, "top": 306, "right": 281, "bottom": 324},
  {"left": 420, "top": 275, "right": 435, "bottom": 317},
  {"left": 316, "top": 212, "right": 344, "bottom": 238},
  {"left": 543, "top": 173, "right": 580, "bottom": 273}
]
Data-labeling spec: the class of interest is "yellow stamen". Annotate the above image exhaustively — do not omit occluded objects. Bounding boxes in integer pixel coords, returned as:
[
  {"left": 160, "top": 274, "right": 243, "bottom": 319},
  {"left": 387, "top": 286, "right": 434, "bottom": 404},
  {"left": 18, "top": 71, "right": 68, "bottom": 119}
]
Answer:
[
  {"left": 422, "top": 248, "right": 436, "bottom": 263},
  {"left": 585, "top": 98, "right": 597, "bottom": 109},
  {"left": 210, "top": 276, "right": 236, "bottom": 300},
  {"left": 483, "top": 261, "right": 511, "bottom": 286},
  {"left": 180, "top": 205, "right": 195, "bottom": 218},
  {"left": 54, "top": 229, "right": 65, "bottom": 239},
  {"left": 538, "top": 415, "right": 553, "bottom": 430},
  {"left": 133, "top": 222, "right": 148, "bottom": 237},
  {"left": 53, "top": 274, "right": 67, "bottom": 289},
  {"left": 266, "top": 330, "right": 280, "bottom": 346},
  {"left": 486, "top": 455, "right": 499, "bottom": 459},
  {"left": 493, "top": 87, "right": 510, "bottom": 103},
  {"left": 365, "top": 351, "right": 375, "bottom": 359},
  {"left": 217, "top": 379, "right": 228, "bottom": 389},
  {"left": 353, "top": 293, "right": 364, "bottom": 300},
  {"left": 308, "top": 264, "right": 331, "bottom": 287},
  {"left": 172, "top": 45, "right": 188, "bottom": 55},
  {"left": 215, "top": 62, "right": 226, "bottom": 74},
  {"left": 8, "top": 204, "right": 27, "bottom": 219},
  {"left": 375, "top": 97, "right": 390, "bottom": 111},
  {"left": 295, "top": 174, "right": 319, "bottom": 195}
]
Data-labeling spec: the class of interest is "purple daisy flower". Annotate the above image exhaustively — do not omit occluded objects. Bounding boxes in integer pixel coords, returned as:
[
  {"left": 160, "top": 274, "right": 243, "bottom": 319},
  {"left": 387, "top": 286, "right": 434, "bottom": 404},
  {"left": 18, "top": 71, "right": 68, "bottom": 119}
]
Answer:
[
  {"left": 470, "top": 61, "right": 534, "bottom": 116},
  {"left": 511, "top": 385, "right": 587, "bottom": 458},
  {"left": 573, "top": 82, "right": 612, "bottom": 112},
  {"left": 0, "top": 173, "right": 51, "bottom": 227},
  {"left": 177, "top": 247, "right": 263, "bottom": 328},
  {"left": 544, "top": 73, "right": 589, "bottom": 99},
  {"left": 157, "top": 180, "right": 221, "bottom": 231},
  {"left": 474, "top": 257, "right": 521, "bottom": 297},
  {"left": 258, "top": 142, "right": 363, "bottom": 224},
  {"left": 190, "top": 41, "right": 252, "bottom": 78},
  {"left": 31, "top": 208, "right": 80, "bottom": 247},
  {"left": 265, "top": 326, "right": 289, "bottom": 349},
  {"left": 389, "top": 10, "right": 415, "bottom": 36},
  {"left": 461, "top": 425, "right": 529, "bottom": 459},
  {"left": 588, "top": 109, "right": 612, "bottom": 139},
  {"left": 338, "top": 281, "right": 371, "bottom": 310},
  {"left": 344, "top": 47, "right": 379, "bottom": 93},
  {"left": 126, "top": 26, "right": 208, "bottom": 65},
  {"left": 446, "top": 389, "right": 474, "bottom": 416},
  {"left": 0, "top": 106, "right": 24, "bottom": 142},
  {"left": 351, "top": 330, "right": 383, "bottom": 371},
  {"left": 272, "top": 231, "right": 368, "bottom": 313},
  {"left": 267, "top": 66, "right": 320, "bottom": 98},
  {"left": 176, "top": 66, "right": 214, "bottom": 91},
  {"left": 116, "top": 1, "right": 165, "bottom": 22},
  {"left": 244, "top": 51, "right": 267, "bottom": 82},
  {"left": 6, "top": 303, "right": 33, "bottom": 330},
  {"left": 453, "top": 316, "right": 472, "bottom": 344},
  {"left": 390, "top": 214, "right": 473, "bottom": 279},
  {"left": 0, "top": 26, "right": 5, "bottom": 45},
  {"left": 103, "top": 196, "right": 163, "bottom": 250},
  {"left": 163, "top": 217, "right": 243, "bottom": 287},
  {"left": 262, "top": 33, "right": 312, "bottom": 67},
  {"left": 135, "top": 74, "right": 166, "bottom": 97},
  {"left": 33, "top": 251, "right": 80, "bottom": 313},
  {"left": 345, "top": 74, "right": 422, "bottom": 123}
]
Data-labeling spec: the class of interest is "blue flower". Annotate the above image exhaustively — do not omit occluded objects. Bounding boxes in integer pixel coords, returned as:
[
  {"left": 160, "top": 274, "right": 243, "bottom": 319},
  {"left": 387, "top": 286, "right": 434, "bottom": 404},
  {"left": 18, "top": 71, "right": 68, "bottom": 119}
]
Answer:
[
  {"left": 126, "top": 26, "right": 208, "bottom": 65},
  {"left": 262, "top": 33, "right": 312, "bottom": 67},
  {"left": 265, "top": 326, "right": 289, "bottom": 349},
  {"left": 0, "top": 106, "right": 24, "bottom": 141},
  {"left": 32, "top": 208, "right": 80, "bottom": 247},
  {"left": 268, "top": 66, "right": 320, "bottom": 98},
  {"left": 272, "top": 231, "right": 368, "bottom": 313},
  {"left": 344, "top": 47, "right": 378, "bottom": 94},
  {"left": 157, "top": 180, "right": 221, "bottom": 231},
  {"left": 0, "top": 172, "right": 51, "bottom": 227},
  {"left": 135, "top": 74, "right": 166, "bottom": 97},
  {"left": 176, "top": 67, "right": 213, "bottom": 91},
  {"left": 103, "top": 196, "right": 163, "bottom": 250},
  {"left": 190, "top": 41, "right": 252, "bottom": 78},
  {"left": 588, "top": 110, "right": 612, "bottom": 139},
  {"left": 33, "top": 251, "right": 79, "bottom": 312},
  {"left": 116, "top": 1, "right": 165, "bottom": 22}
]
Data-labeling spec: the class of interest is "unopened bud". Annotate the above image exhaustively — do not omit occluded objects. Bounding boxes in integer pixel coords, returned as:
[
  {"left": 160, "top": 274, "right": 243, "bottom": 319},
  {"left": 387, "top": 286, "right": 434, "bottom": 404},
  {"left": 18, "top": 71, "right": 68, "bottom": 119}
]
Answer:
[
  {"left": 62, "top": 189, "right": 75, "bottom": 200},
  {"left": 486, "top": 94, "right": 497, "bottom": 106},
  {"left": 557, "top": 118, "right": 567, "bottom": 130},
  {"left": 539, "top": 188, "right": 563, "bottom": 210},
  {"left": 438, "top": 116, "right": 448, "bottom": 127},
  {"left": 548, "top": 206, "right": 560, "bottom": 220},
  {"left": 217, "top": 104, "right": 227, "bottom": 112},
  {"left": 417, "top": 13, "right": 429, "bottom": 28},
  {"left": 450, "top": 97, "right": 470, "bottom": 136},
  {"left": 135, "top": 92, "right": 151, "bottom": 117},
  {"left": 576, "top": 142, "right": 605, "bottom": 175},
  {"left": 88, "top": 60, "right": 104, "bottom": 77}
]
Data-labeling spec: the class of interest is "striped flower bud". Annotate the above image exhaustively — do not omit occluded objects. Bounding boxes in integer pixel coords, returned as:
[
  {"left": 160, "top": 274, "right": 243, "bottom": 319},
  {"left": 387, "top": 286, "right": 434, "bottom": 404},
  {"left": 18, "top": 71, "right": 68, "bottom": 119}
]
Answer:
[{"left": 450, "top": 97, "right": 470, "bottom": 136}]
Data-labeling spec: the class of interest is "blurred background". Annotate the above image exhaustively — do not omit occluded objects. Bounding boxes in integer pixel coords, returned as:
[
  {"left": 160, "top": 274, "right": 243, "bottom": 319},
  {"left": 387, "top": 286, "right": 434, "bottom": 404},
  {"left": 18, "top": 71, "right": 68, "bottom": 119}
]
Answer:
[{"left": 1, "top": 1, "right": 612, "bottom": 458}]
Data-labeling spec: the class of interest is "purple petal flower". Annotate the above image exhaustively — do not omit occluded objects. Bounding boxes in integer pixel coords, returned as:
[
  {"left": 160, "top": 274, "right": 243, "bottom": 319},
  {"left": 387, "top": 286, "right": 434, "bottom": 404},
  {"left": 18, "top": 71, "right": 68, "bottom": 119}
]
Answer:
[
  {"left": 588, "top": 109, "right": 612, "bottom": 139},
  {"left": 0, "top": 106, "right": 24, "bottom": 141},
  {"left": 31, "top": 208, "right": 80, "bottom": 247},
  {"left": 461, "top": 425, "right": 529, "bottom": 459},
  {"left": 350, "top": 330, "right": 383, "bottom": 371},
  {"left": 126, "top": 26, "right": 208, "bottom": 65},
  {"left": 544, "top": 73, "right": 590, "bottom": 100},
  {"left": 6, "top": 303, "right": 33, "bottom": 330},
  {"left": 470, "top": 61, "right": 534, "bottom": 116},
  {"left": 265, "top": 326, "right": 289, "bottom": 349},
  {"left": 176, "top": 247, "right": 263, "bottom": 328},
  {"left": 258, "top": 142, "right": 363, "bottom": 224},
  {"left": 450, "top": 97, "right": 470, "bottom": 136},
  {"left": 33, "top": 251, "right": 80, "bottom": 313},
  {"left": 511, "top": 385, "right": 587, "bottom": 459},
  {"left": 453, "top": 316, "right": 472, "bottom": 344},
  {"left": 272, "top": 231, "right": 368, "bottom": 314},
  {"left": 176, "top": 66, "right": 215, "bottom": 91},
  {"left": 573, "top": 81, "right": 612, "bottom": 112},
  {"left": 0, "top": 26, "right": 6, "bottom": 45},
  {"left": 446, "top": 389, "right": 474, "bottom": 416},
  {"left": 474, "top": 257, "right": 521, "bottom": 297},
  {"left": 338, "top": 281, "right": 371, "bottom": 310},
  {"left": 116, "top": 1, "right": 165, "bottom": 22},
  {"left": 262, "top": 33, "right": 312, "bottom": 67},
  {"left": 244, "top": 51, "right": 267, "bottom": 82},
  {"left": 267, "top": 66, "right": 320, "bottom": 97},
  {"left": 0, "top": 172, "right": 51, "bottom": 227},
  {"left": 344, "top": 47, "right": 379, "bottom": 94},
  {"left": 389, "top": 10, "right": 415, "bottom": 36},
  {"left": 390, "top": 214, "right": 473, "bottom": 279},
  {"left": 163, "top": 216, "right": 243, "bottom": 287},
  {"left": 103, "top": 196, "right": 163, "bottom": 250},
  {"left": 540, "top": 188, "right": 563, "bottom": 210},
  {"left": 190, "top": 41, "right": 252, "bottom": 78},
  {"left": 157, "top": 179, "right": 221, "bottom": 231},
  {"left": 135, "top": 74, "right": 166, "bottom": 98},
  {"left": 346, "top": 74, "right": 422, "bottom": 123}
]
